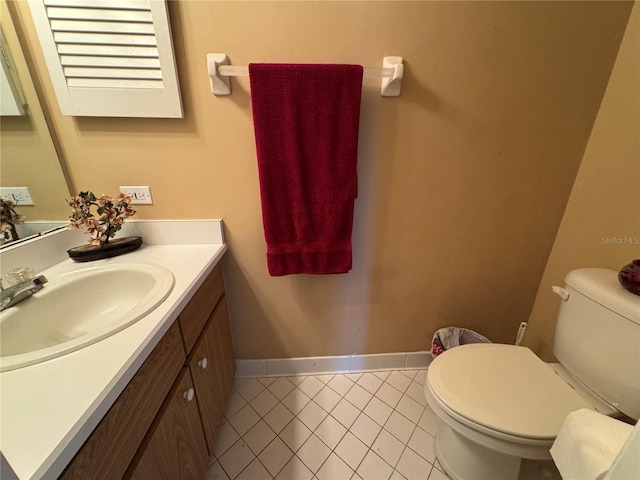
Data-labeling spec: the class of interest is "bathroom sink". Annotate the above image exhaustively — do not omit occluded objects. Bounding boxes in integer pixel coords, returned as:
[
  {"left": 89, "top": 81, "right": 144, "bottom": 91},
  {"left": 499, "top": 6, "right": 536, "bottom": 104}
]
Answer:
[{"left": 0, "top": 262, "right": 174, "bottom": 372}]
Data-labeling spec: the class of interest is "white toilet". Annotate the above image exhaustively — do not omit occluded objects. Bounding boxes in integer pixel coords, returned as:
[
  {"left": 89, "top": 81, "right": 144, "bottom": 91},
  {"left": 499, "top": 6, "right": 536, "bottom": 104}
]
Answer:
[{"left": 424, "top": 268, "right": 640, "bottom": 480}]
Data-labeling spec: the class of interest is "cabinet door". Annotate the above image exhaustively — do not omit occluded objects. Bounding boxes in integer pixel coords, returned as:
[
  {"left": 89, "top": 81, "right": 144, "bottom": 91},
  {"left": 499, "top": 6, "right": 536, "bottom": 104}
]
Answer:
[
  {"left": 207, "top": 297, "right": 235, "bottom": 402},
  {"left": 215, "top": 299, "right": 236, "bottom": 393},
  {"left": 179, "top": 264, "right": 225, "bottom": 354},
  {"left": 127, "top": 368, "right": 208, "bottom": 480},
  {"left": 189, "top": 296, "right": 236, "bottom": 454},
  {"left": 61, "top": 322, "right": 185, "bottom": 480}
]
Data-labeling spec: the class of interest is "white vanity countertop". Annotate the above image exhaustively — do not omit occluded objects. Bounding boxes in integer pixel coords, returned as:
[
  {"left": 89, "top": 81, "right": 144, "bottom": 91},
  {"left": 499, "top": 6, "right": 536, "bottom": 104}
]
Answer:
[{"left": 0, "top": 221, "right": 227, "bottom": 479}]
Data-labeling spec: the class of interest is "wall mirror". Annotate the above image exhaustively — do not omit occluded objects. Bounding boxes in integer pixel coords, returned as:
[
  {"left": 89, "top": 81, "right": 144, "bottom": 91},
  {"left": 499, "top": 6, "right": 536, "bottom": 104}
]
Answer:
[{"left": 0, "top": 0, "right": 71, "bottom": 248}]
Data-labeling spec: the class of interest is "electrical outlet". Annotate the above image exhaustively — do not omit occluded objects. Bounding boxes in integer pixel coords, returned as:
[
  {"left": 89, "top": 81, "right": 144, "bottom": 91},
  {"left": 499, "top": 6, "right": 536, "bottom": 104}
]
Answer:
[
  {"left": 0, "top": 187, "right": 34, "bottom": 205},
  {"left": 119, "top": 186, "right": 153, "bottom": 205}
]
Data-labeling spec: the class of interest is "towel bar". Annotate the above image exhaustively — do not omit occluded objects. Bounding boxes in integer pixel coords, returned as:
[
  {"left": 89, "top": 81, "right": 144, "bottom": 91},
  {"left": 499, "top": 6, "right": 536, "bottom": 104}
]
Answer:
[{"left": 207, "top": 53, "right": 404, "bottom": 97}]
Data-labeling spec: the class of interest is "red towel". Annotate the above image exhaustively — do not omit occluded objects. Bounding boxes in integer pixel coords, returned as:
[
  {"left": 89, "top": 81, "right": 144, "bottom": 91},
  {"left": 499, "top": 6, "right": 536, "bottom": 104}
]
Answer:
[{"left": 249, "top": 63, "right": 363, "bottom": 276}]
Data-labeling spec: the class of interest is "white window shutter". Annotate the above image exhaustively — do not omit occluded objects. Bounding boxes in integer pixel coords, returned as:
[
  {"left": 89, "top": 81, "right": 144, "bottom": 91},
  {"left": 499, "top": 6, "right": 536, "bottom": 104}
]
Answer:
[{"left": 28, "top": 0, "right": 183, "bottom": 117}]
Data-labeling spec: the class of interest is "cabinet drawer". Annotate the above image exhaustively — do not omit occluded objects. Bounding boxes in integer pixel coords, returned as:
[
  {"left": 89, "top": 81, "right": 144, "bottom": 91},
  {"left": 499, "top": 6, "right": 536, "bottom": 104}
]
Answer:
[
  {"left": 178, "top": 263, "right": 225, "bottom": 354},
  {"left": 61, "top": 322, "right": 185, "bottom": 480}
]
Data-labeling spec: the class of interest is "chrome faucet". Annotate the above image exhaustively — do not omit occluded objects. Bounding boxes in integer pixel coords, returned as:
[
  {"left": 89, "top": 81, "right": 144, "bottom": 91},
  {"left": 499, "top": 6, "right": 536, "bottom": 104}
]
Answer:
[{"left": 0, "top": 275, "right": 48, "bottom": 311}]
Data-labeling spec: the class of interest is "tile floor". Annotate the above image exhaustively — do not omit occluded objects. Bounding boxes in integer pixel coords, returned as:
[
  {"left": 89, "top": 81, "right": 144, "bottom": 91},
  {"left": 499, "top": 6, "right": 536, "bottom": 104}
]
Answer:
[{"left": 206, "top": 369, "right": 448, "bottom": 480}]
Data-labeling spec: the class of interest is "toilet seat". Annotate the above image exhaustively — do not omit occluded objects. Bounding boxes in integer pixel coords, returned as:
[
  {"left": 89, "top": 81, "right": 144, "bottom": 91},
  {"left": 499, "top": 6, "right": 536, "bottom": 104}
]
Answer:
[
  {"left": 425, "top": 382, "right": 553, "bottom": 448},
  {"left": 427, "top": 344, "right": 593, "bottom": 440}
]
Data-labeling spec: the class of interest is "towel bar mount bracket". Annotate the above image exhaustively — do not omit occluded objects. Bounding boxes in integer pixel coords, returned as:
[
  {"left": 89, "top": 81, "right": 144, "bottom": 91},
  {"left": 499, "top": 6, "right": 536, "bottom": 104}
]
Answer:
[{"left": 207, "top": 53, "right": 232, "bottom": 96}]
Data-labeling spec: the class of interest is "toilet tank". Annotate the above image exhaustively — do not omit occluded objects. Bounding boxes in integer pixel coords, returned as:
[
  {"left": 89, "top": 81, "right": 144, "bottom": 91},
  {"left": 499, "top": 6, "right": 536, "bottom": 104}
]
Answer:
[{"left": 553, "top": 268, "right": 640, "bottom": 420}]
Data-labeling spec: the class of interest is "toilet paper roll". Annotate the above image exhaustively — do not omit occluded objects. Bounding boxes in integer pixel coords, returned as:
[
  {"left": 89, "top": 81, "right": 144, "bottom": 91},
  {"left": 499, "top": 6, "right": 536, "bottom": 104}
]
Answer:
[{"left": 550, "top": 408, "right": 633, "bottom": 480}]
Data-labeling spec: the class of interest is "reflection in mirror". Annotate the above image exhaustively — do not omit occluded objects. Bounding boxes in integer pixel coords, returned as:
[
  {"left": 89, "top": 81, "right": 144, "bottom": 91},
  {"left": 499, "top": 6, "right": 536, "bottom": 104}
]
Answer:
[
  {"left": 0, "top": 0, "right": 71, "bottom": 247},
  {"left": 0, "top": 29, "right": 26, "bottom": 116}
]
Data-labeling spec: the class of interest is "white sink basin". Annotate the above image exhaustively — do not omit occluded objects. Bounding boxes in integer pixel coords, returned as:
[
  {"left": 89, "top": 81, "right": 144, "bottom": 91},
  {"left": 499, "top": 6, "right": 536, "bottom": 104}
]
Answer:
[{"left": 0, "top": 262, "right": 174, "bottom": 372}]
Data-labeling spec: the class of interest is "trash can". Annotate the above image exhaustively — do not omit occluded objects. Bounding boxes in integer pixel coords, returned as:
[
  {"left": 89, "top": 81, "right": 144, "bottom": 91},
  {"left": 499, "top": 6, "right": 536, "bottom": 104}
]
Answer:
[{"left": 431, "top": 326, "right": 491, "bottom": 358}]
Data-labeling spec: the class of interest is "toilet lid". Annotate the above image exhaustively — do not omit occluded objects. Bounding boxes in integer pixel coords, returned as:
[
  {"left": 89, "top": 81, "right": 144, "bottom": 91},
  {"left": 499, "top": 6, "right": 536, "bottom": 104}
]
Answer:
[{"left": 427, "top": 344, "right": 593, "bottom": 439}]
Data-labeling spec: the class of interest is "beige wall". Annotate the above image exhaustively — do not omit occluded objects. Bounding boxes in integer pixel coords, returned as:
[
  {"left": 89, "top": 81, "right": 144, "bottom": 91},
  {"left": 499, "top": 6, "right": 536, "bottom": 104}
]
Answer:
[
  {"left": 0, "top": 0, "right": 70, "bottom": 222},
  {"left": 524, "top": 4, "right": 640, "bottom": 361},
  {"left": 11, "top": 1, "right": 633, "bottom": 359}
]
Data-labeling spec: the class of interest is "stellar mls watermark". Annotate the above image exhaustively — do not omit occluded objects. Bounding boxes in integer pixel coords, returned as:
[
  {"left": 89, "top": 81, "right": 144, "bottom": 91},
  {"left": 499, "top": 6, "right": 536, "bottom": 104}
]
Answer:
[{"left": 602, "top": 235, "right": 639, "bottom": 245}]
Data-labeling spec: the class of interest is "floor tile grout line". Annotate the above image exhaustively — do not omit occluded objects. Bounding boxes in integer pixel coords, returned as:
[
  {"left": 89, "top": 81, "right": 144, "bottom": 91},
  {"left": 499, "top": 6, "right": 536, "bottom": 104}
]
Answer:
[
  {"left": 223, "top": 382, "right": 289, "bottom": 479},
  {"left": 235, "top": 447, "right": 270, "bottom": 480},
  {"left": 264, "top": 436, "right": 296, "bottom": 479},
  {"left": 339, "top": 370, "right": 432, "bottom": 476},
  {"left": 234, "top": 370, "right": 418, "bottom": 415},
  {"left": 272, "top": 394, "right": 345, "bottom": 477},
  {"left": 223, "top": 370, "right": 433, "bottom": 480},
  {"left": 388, "top": 415, "right": 421, "bottom": 475},
  {"left": 231, "top": 371, "right": 424, "bottom": 424},
  {"left": 234, "top": 367, "right": 429, "bottom": 383},
  {"left": 280, "top": 387, "right": 374, "bottom": 477}
]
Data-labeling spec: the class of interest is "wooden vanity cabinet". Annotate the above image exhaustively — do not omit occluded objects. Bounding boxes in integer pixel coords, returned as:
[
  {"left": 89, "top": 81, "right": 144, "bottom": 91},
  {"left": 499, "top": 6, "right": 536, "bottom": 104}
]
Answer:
[{"left": 59, "top": 263, "right": 235, "bottom": 480}]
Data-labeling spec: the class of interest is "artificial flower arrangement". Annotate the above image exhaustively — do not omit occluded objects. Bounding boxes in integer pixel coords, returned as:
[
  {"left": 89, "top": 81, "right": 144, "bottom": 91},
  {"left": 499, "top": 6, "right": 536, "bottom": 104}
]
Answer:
[
  {"left": 0, "top": 198, "right": 25, "bottom": 243},
  {"left": 66, "top": 191, "right": 141, "bottom": 261},
  {"left": 67, "top": 191, "right": 136, "bottom": 246}
]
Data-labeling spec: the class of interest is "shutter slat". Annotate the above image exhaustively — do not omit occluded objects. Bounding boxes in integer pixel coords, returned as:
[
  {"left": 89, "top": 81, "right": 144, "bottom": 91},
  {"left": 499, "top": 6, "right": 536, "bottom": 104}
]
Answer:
[
  {"left": 54, "top": 32, "right": 157, "bottom": 46},
  {"left": 60, "top": 55, "right": 160, "bottom": 68},
  {"left": 44, "top": 0, "right": 150, "bottom": 10},
  {"left": 50, "top": 20, "right": 155, "bottom": 34},
  {"left": 57, "top": 44, "right": 159, "bottom": 57},
  {"left": 46, "top": 7, "right": 153, "bottom": 22},
  {"left": 47, "top": 3, "right": 163, "bottom": 91},
  {"left": 64, "top": 66, "right": 162, "bottom": 79},
  {"left": 66, "top": 77, "right": 163, "bottom": 88}
]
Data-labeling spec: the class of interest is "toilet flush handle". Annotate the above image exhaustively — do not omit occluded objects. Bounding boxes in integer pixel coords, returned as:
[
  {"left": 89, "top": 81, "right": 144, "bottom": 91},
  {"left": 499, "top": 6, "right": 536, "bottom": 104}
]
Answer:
[{"left": 552, "top": 286, "right": 570, "bottom": 301}]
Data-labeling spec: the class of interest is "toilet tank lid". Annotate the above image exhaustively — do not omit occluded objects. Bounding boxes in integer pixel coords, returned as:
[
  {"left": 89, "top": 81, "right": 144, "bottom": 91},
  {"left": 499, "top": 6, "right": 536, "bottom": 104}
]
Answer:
[{"left": 565, "top": 268, "right": 640, "bottom": 325}]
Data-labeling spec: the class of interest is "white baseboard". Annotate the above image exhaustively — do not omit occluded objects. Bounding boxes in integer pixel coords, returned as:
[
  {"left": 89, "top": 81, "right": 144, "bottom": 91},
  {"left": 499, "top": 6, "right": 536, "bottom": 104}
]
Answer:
[{"left": 236, "top": 351, "right": 432, "bottom": 378}]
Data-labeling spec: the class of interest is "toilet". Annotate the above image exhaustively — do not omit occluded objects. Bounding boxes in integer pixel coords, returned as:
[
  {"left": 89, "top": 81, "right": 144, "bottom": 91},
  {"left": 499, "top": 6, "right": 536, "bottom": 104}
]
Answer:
[{"left": 424, "top": 268, "right": 640, "bottom": 480}]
